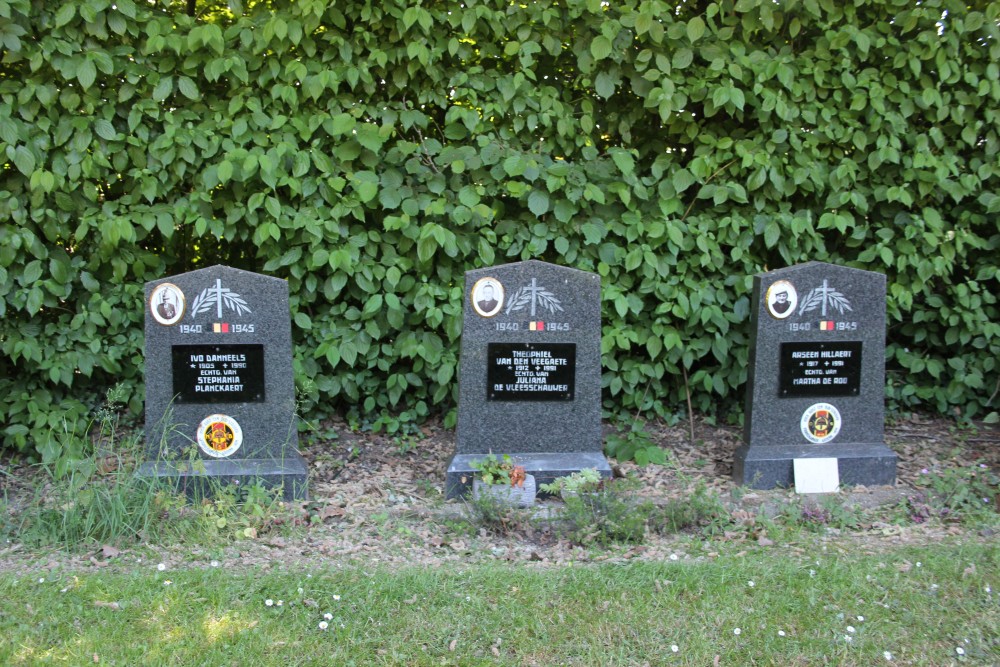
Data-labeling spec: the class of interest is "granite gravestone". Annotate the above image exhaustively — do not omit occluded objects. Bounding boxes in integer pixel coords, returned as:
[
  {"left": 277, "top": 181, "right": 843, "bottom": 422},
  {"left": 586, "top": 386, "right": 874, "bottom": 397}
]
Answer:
[
  {"left": 733, "top": 261, "right": 897, "bottom": 489},
  {"left": 139, "top": 265, "right": 308, "bottom": 500},
  {"left": 446, "top": 260, "right": 611, "bottom": 498}
]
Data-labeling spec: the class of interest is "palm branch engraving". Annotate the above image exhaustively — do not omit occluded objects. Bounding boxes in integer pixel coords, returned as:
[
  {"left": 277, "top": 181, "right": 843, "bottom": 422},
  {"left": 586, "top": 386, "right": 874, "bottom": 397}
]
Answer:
[
  {"left": 189, "top": 279, "right": 252, "bottom": 319},
  {"left": 504, "top": 278, "right": 564, "bottom": 317},
  {"left": 797, "top": 279, "right": 852, "bottom": 317}
]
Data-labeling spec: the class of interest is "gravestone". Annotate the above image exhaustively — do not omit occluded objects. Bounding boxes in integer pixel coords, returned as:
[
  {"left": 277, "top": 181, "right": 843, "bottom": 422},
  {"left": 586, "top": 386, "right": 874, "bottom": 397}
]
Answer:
[
  {"left": 138, "top": 265, "right": 308, "bottom": 500},
  {"left": 446, "top": 260, "right": 611, "bottom": 498},
  {"left": 733, "top": 261, "right": 897, "bottom": 489}
]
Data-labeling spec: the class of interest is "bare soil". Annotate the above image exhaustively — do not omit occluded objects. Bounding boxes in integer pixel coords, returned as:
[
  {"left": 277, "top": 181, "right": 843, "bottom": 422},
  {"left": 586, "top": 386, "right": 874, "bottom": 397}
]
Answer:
[{"left": 1, "top": 414, "right": 997, "bottom": 573}]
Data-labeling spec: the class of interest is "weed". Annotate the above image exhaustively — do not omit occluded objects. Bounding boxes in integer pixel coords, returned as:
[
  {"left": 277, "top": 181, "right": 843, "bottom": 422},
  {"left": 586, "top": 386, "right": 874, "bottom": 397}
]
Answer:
[
  {"left": 915, "top": 462, "right": 999, "bottom": 518},
  {"left": 195, "top": 481, "right": 287, "bottom": 540},
  {"left": 414, "top": 478, "right": 443, "bottom": 502},
  {"left": 794, "top": 496, "right": 865, "bottom": 531},
  {"left": 648, "top": 481, "right": 729, "bottom": 535},
  {"left": 604, "top": 420, "right": 669, "bottom": 466},
  {"left": 557, "top": 477, "right": 647, "bottom": 545},
  {"left": 466, "top": 493, "right": 535, "bottom": 537},
  {"left": 392, "top": 430, "right": 428, "bottom": 456},
  {"left": 539, "top": 468, "right": 602, "bottom": 495},
  {"left": 5, "top": 389, "right": 299, "bottom": 550}
]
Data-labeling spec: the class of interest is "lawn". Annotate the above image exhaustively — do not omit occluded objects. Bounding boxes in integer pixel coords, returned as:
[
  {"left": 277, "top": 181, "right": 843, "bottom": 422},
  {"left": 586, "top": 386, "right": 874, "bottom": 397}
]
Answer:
[{"left": 2, "top": 541, "right": 996, "bottom": 665}]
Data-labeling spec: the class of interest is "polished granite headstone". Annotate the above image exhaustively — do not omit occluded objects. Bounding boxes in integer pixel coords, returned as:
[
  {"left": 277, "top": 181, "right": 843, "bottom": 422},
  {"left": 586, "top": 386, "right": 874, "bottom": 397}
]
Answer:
[
  {"left": 446, "top": 260, "right": 611, "bottom": 498},
  {"left": 139, "top": 265, "right": 307, "bottom": 500},
  {"left": 733, "top": 261, "right": 897, "bottom": 489}
]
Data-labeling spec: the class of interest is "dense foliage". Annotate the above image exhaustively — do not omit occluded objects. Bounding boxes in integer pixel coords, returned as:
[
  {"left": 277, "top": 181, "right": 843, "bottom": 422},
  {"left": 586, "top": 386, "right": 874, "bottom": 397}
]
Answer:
[{"left": 1, "top": 0, "right": 998, "bottom": 455}]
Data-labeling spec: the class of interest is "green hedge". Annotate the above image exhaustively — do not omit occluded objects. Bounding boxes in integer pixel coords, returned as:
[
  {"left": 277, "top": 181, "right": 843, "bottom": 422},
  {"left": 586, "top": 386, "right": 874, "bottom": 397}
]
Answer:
[{"left": 1, "top": 0, "right": 998, "bottom": 455}]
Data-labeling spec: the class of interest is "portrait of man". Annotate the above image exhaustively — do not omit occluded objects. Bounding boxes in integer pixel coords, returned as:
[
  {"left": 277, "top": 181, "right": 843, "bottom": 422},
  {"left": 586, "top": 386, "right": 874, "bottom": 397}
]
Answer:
[
  {"left": 771, "top": 290, "right": 791, "bottom": 314},
  {"left": 477, "top": 283, "right": 498, "bottom": 313},
  {"left": 157, "top": 289, "right": 177, "bottom": 320},
  {"left": 471, "top": 277, "right": 504, "bottom": 318},
  {"left": 766, "top": 280, "right": 798, "bottom": 320},
  {"left": 149, "top": 282, "right": 186, "bottom": 326}
]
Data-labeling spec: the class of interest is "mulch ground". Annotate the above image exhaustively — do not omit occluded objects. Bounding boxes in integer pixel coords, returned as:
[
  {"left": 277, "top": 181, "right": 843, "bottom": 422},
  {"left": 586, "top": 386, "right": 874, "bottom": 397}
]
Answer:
[{"left": 1, "top": 413, "right": 997, "bottom": 573}]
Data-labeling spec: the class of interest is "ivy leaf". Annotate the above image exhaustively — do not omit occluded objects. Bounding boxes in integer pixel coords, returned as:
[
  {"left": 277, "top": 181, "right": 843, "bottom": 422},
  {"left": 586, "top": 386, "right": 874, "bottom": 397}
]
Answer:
[
  {"left": 672, "top": 169, "right": 695, "bottom": 193},
  {"left": 611, "top": 150, "right": 634, "bottom": 175},
  {"left": 764, "top": 220, "right": 780, "bottom": 248},
  {"left": 77, "top": 58, "right": 97, "bottom": 89},
  {"left": 527, "top": 190, "right": 549, "bottom": 216},
  {"left": 331, "top": 113, "right": 355, "bottom": 135},
  {"left": 22, "top": 260, "right": 43, "bottom": 285},
  {"left": 178, "top": 76, "right": 199, "bottom": 100},
  {"left": 13, "top": 146, "right": 35, "bottom": 176},
  {"left": 672, "top": 48, "right": 693, "bottom": 69},
  {"left": 0, "top": 117, "right": 18, "bottom": 144},
  {"left": 54, "top": 4, "right": 76, "bottom": 27},
  {"left": 581, "top": 222, "right": 604, "bottom": 244},
  {"left": 152, "top": 77, "right": 173, "bottom": 102},
  {"left": 687, "top": 17, "right": 706, "bottom": 43},
  {"left": 94, "top": 120, "right": 117, "bottom": 141},
  {"left": 591, "top": 35, "right": 613, "bottom": 60},
  {"left": 594, "top": 71, "right": 616, "bottom": 98}
]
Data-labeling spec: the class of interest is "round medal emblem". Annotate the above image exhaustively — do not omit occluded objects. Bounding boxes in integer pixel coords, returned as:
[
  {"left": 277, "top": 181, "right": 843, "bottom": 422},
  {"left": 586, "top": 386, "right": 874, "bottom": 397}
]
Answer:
[
  {"left": 800, "top": 403, "right": 842, "bottom": 444},
  {"left": 196, "top": 414, "right": 243, "bottom": 458}
]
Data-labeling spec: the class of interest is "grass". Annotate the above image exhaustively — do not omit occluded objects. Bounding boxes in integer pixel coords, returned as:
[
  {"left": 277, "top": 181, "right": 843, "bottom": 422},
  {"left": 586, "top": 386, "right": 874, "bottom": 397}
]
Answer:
[
  {"left": 1, "top": 542, "right": 996, "bottom": 665},
  {"left": 3, "top": 392, "right": 997, "bottom": 663}
]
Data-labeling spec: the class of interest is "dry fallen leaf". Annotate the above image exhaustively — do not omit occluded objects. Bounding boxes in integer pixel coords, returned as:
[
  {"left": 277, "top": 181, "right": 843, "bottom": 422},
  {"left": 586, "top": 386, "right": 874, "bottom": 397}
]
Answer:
[
  {"left": 403, "top": 595, "right": 417, "bottom": 604},
  {"left": 93, "top": 601, "right": 121, "bottom": 610},
  {"left": 320, "top": 506, "right": 345, "bottom": 520},
  {"left": 448, "top": 639, "right": 457, "bottom": 652}
]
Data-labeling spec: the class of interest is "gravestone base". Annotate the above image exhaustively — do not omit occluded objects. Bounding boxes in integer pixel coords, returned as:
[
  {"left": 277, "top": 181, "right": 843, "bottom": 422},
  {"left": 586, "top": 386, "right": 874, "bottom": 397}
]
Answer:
[
  {"left": 733, "top": 443, "right": 897, "bottom": 490},
  {"left": 445, "top": 451, "right": 612, "bottom": 500},
  {"left": 138, "top": 455, "right": 308, "bottom": 501}
]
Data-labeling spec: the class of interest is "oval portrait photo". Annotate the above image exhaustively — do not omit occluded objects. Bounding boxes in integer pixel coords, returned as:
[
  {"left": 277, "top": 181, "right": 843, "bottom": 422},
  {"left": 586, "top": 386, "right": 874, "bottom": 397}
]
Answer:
[{"left": 471, "top": 277, "right": 504, "bottom": 318}]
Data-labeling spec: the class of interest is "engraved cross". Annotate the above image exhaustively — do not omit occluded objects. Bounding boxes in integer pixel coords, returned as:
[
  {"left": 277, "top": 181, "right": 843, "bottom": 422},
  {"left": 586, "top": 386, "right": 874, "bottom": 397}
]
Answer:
[{"left": 525, "top": 278, "right": 544, "bottom": 317}]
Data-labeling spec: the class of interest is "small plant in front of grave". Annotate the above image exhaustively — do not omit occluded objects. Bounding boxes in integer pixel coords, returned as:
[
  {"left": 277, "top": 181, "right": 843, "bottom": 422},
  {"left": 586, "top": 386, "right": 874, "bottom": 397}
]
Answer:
[
  {"left": 603, "top": 420, "right": 668, "bottom": 466},
  {"left": 539, "top": 468, "right": 603, "bottom": 495},
  {"left": 467, "top": 491, "right": 536, "bottom": 537},
  {"left": 786, "top": 495, "right": 865, "bottom": 532},
  {"left": 647, "top": 480, "right": 730, "bottom": 536},
  {"left": 471, "top": 453, "right": 524, "bottom": 487},
  {"left": 469, "top": 454, "right": 535, "bottom": 510},
  {"left": 390, "top": 424, "right": 425, "bottom": 456},
  {"left": 913, "top": 462, "right": 1000, "bottom": 520},
  {"left": 196, "top": 480, "right": 288, "bottom": 540},
  {"left": 556, "top": 476, "right": 647, "bottom": 545}
]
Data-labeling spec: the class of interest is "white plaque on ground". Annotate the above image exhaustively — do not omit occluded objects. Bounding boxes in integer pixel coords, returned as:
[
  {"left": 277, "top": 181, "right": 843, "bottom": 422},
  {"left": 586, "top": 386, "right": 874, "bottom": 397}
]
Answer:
[{"left": 793, "top": 458, "right": 840, "bottom": 494}]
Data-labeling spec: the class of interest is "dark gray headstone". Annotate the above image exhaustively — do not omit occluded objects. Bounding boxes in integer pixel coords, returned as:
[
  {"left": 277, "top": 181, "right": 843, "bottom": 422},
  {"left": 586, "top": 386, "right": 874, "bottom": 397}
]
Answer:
[
  {"left": 733, "top": 261, "right": 897, "bottom": 489},
  {"left": 138, "top": 265, "right": 307, "bottom": 500},
  {"left": 446, "top": 260, "right": 611, "bottom": 498}
]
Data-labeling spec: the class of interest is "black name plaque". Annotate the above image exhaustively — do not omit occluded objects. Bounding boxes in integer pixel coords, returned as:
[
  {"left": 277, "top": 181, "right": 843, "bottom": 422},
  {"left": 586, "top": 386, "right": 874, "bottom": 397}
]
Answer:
[
  {"left": 171, "top": 344, "right": 265, "bottom": 404},
  {"left": 779, "top": 341, "right": 862, "bottom": 398},
  {"left": 487, "top": 342, "right": 575, "bottom": 401}
]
